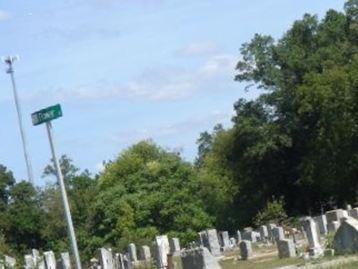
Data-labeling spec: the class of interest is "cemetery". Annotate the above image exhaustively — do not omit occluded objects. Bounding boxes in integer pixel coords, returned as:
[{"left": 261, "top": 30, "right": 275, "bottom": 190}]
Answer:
[
  {"left": 0, "top": 206, "right": 357, "bottom": 269},
  {"left": 0, "top": 1, "right": 357, "bottom": 269}
]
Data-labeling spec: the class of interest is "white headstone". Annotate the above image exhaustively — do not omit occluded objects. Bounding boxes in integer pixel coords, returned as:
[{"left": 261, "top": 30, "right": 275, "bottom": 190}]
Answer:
[
  {"left": 169, "top": 238, "right": 181, "bottom": 256},
  {"left": 218, "top": 231, "right": 230, "bottom": 251},
  {"left": 139, "top": 246, "right": 151, "bottom": 261},
  {"left": 127, "top": 243, "right": 137, "bottom": 263},
  {"left": 303, "top": 218, "right": 323, "bottom": 257},
  {"left": 99, "top": 248, "right": 114, "bottom": 269},
  {"left": 44, "top": 251, "right": 56, "bottom": 269},
  {"left": 154, "top": 235, "right": 170, "bottom": 269},
  {"left": 60, "top": 252, "right": 71, "bottom": 269}
]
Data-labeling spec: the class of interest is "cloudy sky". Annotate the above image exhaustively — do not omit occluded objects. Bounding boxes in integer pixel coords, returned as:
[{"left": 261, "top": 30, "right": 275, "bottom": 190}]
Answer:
[{"left": 0, "top": 0, "right": 344, "bottom": 184}]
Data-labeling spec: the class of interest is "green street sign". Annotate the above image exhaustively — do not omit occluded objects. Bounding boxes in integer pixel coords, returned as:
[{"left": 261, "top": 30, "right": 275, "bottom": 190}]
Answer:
[{"left": 31, "top": 104, "right": 63, "bottom": 126}]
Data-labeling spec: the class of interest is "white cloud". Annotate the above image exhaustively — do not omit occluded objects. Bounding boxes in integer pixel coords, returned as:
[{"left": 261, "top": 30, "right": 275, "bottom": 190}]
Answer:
[
  {"left": 0, "top": 10, "right": 12, "bottom": 21},
  {"left": 176, "top": 41, "right": 219, "bottom": 57},
  {"left": 109, "top": 110, "right": 232, "bottom": 144},
  {"left": 25, "top": 53, "right": 237, "bottom": 103}
]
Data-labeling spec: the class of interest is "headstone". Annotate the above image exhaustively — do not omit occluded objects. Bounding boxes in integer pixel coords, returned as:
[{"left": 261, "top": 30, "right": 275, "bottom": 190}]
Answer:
[
  {"left": 169, "top": 238, "right": 181, "bottom": 256},
  {"left": 239, "top": 240, "right": 252, "bottom": 260},
  {"left": 313, "top": 215, "right": 328, "bottom": 235},
  {"left": 277, "top": 239, "right": 296, "bottom": 258},
  {"left": 180, "top": 247, "right": 222, "bottom": 269},
  {"left": 4, "top": 256, "right": 16, "bottom": 268},
  {"left": 198, "top": 232, "right": 205, "bottom": 246},
  {"left": 242, "top": 231, "right": 256, "bottom": 243},
  {"left": 328, "top": 221, "right": 340, "bottom": 232},
  {"left": 346, "top": 204, "right": 352, "bottom": 211},
  {"left": 267, "top": 224, "right": 277, "bottom": 241},
  {"left": 237, "top": 230, "right": 242, "bottom": 242},
  {"left": 243, "top": 227, "right": 253, "bottom": 233},
  {"left": 272, "top": 226, "right": 285, "bottom": 241},
  {"left": 324, "top": 249, "right": 335, "bottom": 257},
  {"left": 259, "top": 226, "right": 269, "bottom": 240},
  {"left": 302, "top": 218, "right": 323, "bottom": 257},
  {"left": 229, "top": 238, "right": 236, "bottom": 248},
  {"left": 199, "top": 229, "right": 221, "bottom": 256},
  {"left": 60, "top": 252, "right": 71, "bottom": 269},
  {"left": 154, "top": 235, "right": 170, "bottom": 269},
  {"left": 98, "top": 248, "right": 114, "bottom": 269},
  {"left": 326, "top": 209, "right": 345, "bottom": 224},
  {"left": 24, "top": 255, "right": 34, "bottom": 269},
  {"left": 44, "top": 251, "right": 56, "bottom": 269},
  {"left": 115, "top": 254, "right": 125, "bottom": 269},
  {"left": 349, "top": 208, "right": 358, "bottom": 220},
  {"left": 139, "top": 246, "right": 151, "bottom": 261},
  {"left": 218, "top": 231, "right": 230, "bottom": 251},
  {"left": 333, "top": 216, "right": 358, "bottom": 254},
  {"left": 127, "top": 243, "right": 137, "bottom": 263}
]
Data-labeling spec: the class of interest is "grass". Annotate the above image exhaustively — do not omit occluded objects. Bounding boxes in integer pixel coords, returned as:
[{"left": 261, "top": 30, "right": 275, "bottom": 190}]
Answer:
[
  {"left": 220, "top": 256, "right": 301, "bottom": 269},
  {"left": 316, "top": 260, "right": 358, "bottom": 269}
]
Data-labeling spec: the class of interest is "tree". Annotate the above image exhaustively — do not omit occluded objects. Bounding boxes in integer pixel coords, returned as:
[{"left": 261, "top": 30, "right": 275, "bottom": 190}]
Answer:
[
  {"left": 4, "top": 182, "right": 44, "bottom": 253},
  {"left": 43, "top": 155, "right": 80, "bottom": 184},
  {"left": 89, "top": 141, "right": 213, "bottom": 252},
  {"left": 199, "top": 0, "right": 358, "bottom": 228}
]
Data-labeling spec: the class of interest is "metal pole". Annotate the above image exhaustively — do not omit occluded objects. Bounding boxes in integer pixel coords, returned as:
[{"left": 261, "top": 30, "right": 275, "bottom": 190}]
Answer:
[
  {"left": 45, "top": 121, "right": 82, "bottom": 269},
  {"left": 4, "top": 56, "right": 34, "bottom": 184}
]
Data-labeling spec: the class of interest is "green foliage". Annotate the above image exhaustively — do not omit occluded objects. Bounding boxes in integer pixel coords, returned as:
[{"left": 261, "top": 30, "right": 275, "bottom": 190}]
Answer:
[
  {"left": 200, "top": 0, "right": 358, "bottom": 228},
  {"left": 254, "top": 197, "right": 287, "bottom": 226},
  {"left": 90, "top": 141, "right": 213, "bottom": 252}
]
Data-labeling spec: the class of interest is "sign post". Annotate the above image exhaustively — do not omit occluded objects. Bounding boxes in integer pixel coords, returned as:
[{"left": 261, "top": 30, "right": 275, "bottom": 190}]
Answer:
[{"left": 32, "top": 104, "right": 82, "bottom": 269}]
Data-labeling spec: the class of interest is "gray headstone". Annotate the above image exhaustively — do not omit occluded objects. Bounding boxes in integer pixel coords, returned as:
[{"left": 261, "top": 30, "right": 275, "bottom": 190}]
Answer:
[
  {"left": 239, "top": 240, "right": 252, "bottom": 260},
  {"left": 272, "top": 226, "right": 285, "bottom": 241},
  {"left": 138, "top": 246, "right": 151, "bottom": 261},
  {"left": 199, "top": 229, "right": 221, "bottom": 256},
  {"left": 99, "top": 248, "right": 114, "bottom": 269},
  {"left": 302, "top": 217, "right": 323, "bottom": 257},
  {"left": 349, "top": 208, "right": 358, "bottom": 220},
  {"left": 218, "top": 231, "right": 230, "bottom": 251},
  {"left": 154, "top": 235, "right": 170, "bottom": 269},
  {"left": 127, "top": 243, "right": 137, "bottom": 263},
  {"left": 242, "top": 231, "right": 256, "bottom": 243},
  {"left": 60, "top": 253, "right": 71, "bottom": 269},
  {"left": 180, "top": 247, "right": 222, "bottom": 269},
  {"left": 267, "top": 224, "right": 277, "bottom": 241},
  {"left": 313, "top": 215, "right": 328, "bottom": 235},
  {"left": 333, "top": 216, "right": 358, "bottom": 254},
  {"left": 277, "top": 239, "right": 296, "bottom": 258},
  {"left": 169, "top": 238, "right": 181, "bottom": 256},
  {"left": 328, "top": 221, "right": 340, "bottom": 232},
  {"left": 346, "top": 204, "right": 352, "bottom": 211}
]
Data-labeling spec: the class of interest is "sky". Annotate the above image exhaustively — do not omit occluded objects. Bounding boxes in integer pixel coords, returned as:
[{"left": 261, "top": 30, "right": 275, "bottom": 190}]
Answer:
[{"left": 0, "top": 0, "right": 345, "bottom": 185}]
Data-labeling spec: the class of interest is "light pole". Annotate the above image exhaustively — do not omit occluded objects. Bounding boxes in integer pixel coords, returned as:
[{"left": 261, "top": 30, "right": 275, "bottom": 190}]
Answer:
[
  {"left": 3, "top": 56, "right": 34, "bottom": 184},
  {"left": 32, "top": 104, "right": 82, "bottom": 269}
]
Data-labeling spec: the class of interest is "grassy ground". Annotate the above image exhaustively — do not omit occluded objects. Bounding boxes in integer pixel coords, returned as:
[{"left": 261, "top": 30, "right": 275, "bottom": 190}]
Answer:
[
  {"left": 220, "top": 256, "right": 301, "bottom": 269},
  {"left": 316, "top": 260, "right": 358, "bottom": 269}
]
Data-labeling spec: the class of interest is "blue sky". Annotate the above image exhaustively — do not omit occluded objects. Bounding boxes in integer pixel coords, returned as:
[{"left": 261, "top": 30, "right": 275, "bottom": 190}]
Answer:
[{"left": 0, "top": 0, "right": 344, "bottom": 184}]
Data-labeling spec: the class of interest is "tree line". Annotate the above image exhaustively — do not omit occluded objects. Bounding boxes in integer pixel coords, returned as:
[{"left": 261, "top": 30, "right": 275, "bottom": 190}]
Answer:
[{"left": 0, "top": 0, "right": 357, "bottom": 262}]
